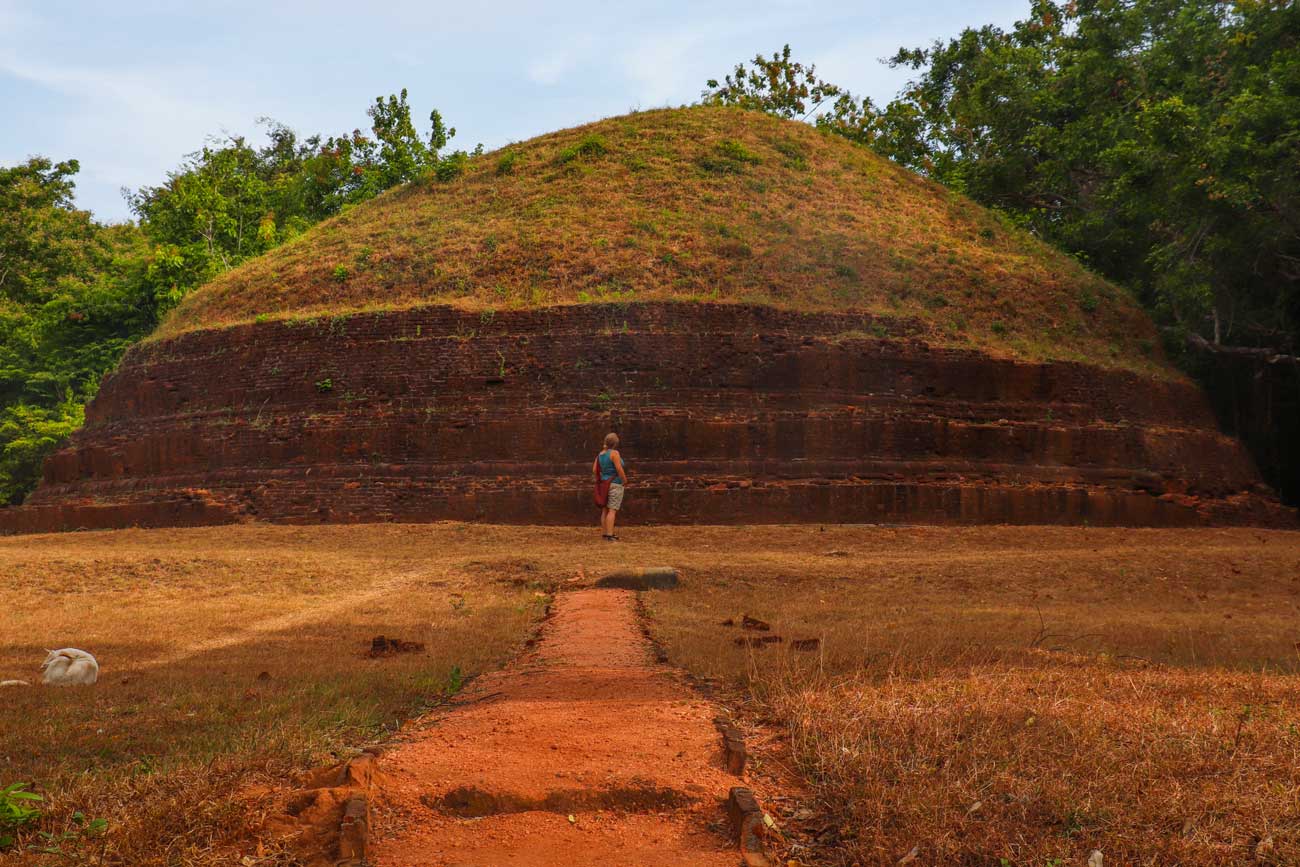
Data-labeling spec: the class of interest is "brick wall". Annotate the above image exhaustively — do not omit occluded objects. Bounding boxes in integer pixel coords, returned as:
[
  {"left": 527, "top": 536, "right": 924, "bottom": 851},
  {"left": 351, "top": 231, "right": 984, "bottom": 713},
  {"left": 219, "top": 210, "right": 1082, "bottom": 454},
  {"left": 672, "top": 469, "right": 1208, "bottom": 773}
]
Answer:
[{"left": 3, "top": 301, "right": 1291, "bottom": 533}]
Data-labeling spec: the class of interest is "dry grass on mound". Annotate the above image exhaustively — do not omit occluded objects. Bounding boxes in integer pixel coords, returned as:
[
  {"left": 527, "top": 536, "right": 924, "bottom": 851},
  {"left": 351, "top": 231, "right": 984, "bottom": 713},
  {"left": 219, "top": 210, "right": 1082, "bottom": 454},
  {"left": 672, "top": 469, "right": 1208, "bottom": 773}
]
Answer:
[
  {"left": 158, "top": 106, "right": 1161, "bottom": 374},
  {"left": 0, "top": 525, "right": 549, "bottom": 866},
  {"left": 644, "top": 525, "right": 1300, "bottom": 866}
]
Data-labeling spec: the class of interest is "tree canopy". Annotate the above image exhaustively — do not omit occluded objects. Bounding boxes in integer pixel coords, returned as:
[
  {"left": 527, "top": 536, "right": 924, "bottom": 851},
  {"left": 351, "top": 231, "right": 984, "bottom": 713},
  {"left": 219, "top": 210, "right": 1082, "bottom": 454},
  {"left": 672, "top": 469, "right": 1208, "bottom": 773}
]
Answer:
[{"left": 706, "top": 1, "right": 1300, "bottom": 358}]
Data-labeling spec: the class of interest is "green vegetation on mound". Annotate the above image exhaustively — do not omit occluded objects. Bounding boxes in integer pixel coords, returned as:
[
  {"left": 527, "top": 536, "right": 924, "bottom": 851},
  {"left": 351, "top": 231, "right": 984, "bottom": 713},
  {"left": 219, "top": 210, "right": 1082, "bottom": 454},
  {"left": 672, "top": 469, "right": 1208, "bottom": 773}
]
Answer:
[{"left": 159, "top": 106, "right": 1163, "bottom": 373}]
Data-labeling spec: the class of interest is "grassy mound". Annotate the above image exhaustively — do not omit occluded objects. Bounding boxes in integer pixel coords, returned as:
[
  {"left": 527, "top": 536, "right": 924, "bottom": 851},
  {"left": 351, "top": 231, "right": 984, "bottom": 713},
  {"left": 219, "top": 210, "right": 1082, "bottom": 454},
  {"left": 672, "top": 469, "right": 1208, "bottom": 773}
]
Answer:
[{"left": 159, "top": 106, "right": 1163, "bottom": 372}]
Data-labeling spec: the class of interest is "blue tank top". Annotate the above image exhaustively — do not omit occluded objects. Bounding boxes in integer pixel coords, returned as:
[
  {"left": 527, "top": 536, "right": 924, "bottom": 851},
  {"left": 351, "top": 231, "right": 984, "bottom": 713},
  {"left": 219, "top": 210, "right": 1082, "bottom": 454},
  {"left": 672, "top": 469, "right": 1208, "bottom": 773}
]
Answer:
[{"left": 598, "top": 450, "right": 621, "bottom": 482}]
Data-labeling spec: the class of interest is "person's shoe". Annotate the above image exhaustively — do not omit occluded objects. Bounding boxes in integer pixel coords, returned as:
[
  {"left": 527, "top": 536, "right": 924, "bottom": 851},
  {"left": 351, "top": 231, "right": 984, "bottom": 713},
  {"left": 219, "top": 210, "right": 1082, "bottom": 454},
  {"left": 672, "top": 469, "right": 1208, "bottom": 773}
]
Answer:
[{"left": 601, "top": 534, "right": 614, "bottom": 541}]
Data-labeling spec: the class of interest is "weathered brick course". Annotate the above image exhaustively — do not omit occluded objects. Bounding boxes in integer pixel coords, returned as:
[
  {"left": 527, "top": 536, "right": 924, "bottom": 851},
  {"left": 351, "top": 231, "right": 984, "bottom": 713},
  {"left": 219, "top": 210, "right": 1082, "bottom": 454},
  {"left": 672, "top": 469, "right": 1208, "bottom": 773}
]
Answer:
[{"left": 2, "top": 302, "right": 1291, "bottom": 532}]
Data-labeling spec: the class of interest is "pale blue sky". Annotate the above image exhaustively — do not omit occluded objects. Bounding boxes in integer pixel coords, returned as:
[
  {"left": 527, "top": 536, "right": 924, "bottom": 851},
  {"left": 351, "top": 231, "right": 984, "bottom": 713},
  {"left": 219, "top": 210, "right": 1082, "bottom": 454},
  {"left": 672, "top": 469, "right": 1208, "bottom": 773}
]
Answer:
[{"left": 1, "top": 0, "right": 1029, "bottom": 221}]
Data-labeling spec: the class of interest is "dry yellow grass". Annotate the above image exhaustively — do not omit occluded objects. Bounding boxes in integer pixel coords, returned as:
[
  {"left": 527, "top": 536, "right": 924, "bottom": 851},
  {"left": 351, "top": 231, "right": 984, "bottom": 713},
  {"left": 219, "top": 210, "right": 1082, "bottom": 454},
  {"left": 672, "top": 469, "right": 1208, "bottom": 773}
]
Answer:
[
  {"left": 766, "top": 659, "right": 1300, "bottom": 866},
  {"left": 5, "top": 523, "right": 1299, "bottom": 865},
  {"left": 641, "top": 524, "right": 1300, "bottom": 866},
  {"left": 0, "top": 524, "right": 551, "bottom": 865},
  {"left": 155, "top": 106, "right": 1165, "bottom": 374}
]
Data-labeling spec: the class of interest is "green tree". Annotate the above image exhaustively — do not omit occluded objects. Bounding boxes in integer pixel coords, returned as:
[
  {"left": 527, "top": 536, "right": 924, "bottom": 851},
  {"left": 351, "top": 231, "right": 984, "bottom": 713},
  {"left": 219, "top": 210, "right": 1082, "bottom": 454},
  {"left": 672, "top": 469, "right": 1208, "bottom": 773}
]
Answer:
[
  {"left": 872, "top": 0, "right": 1300, "bottom": 355},
  {"left": 1, "top": 89, "right": 464, "bottom": 503},
  {"left": 0, "top": 158, "right": 109, "bottom": 307},
  {"left": 366, "top": 88, "right": 457, "bottom": 190},
  {"left": 128, "top": 89, "right": 466, "bottom": 314},
  {"left": 703, "top": 44, "right": 852, "bottom": 121},
  {"left": 0, "top": 164, "right": 153, "bottom": 503}
]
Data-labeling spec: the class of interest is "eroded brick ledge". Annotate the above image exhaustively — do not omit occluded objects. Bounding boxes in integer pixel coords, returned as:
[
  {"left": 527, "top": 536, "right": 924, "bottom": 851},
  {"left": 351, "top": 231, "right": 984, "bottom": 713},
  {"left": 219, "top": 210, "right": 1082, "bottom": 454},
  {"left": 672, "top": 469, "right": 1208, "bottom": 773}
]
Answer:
[{"left": 2, "top": 301, "right": 1291, "bottom": 533}]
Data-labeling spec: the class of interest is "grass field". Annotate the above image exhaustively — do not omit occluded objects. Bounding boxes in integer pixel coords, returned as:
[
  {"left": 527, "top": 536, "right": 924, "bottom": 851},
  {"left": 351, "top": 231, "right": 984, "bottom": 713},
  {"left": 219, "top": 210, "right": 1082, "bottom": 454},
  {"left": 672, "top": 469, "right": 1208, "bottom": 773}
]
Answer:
[
  {"left": 3, "top": 523, "right": 1298, "bottom": 865},
  {"left": 644, "top": 525, "right": 1300, "bottom": 866},
  {"left": 0, "top": 524, "right": 549, "bottom": 865}
]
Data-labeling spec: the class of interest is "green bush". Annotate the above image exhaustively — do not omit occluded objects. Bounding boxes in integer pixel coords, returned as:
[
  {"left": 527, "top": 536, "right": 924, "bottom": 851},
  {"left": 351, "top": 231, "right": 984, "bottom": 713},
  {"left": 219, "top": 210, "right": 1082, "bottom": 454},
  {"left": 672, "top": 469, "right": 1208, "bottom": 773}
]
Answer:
[
  {"left": 434, "top": 150, "right": 469, "bottom": 182},
  {"left": 556, "top": 135, "right": 608, "bottom": 165},
  {"left": 495, "top": 150, "right": 520, "bottom": 175},
  {"left": 774, "top": 139, "right": 807, "bottom": 170},
  {"left": 0, "top": 397, "right": 85, "bottom": 506},
  {"left": 0, "top": 783, "right": 42, "bottom": 850},
  {"left": 697, "top": 139, "right": 762, "bottom": 175}
]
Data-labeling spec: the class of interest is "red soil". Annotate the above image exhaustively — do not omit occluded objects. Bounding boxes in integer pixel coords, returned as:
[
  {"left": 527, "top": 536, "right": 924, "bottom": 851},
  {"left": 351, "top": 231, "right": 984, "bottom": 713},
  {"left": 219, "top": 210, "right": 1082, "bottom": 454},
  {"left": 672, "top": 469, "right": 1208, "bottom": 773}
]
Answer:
[{"left": 369, "top": 588, "right": 742, "bottom": 866}]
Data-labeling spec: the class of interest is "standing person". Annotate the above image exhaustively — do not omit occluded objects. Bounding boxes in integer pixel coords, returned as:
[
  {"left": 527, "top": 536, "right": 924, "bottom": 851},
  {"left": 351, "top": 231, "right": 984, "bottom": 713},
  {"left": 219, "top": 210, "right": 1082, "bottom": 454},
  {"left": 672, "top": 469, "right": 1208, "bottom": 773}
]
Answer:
[{"left": 593, "top": 433, "right": 627, "bottom": 541}]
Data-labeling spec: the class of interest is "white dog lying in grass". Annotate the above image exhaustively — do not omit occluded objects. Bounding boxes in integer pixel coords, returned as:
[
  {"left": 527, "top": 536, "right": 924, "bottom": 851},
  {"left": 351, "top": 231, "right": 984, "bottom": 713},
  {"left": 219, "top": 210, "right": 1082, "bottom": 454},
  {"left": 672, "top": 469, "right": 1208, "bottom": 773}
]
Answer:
[{"left": 40, "top": 648, "right": 99, "bottom": 686}]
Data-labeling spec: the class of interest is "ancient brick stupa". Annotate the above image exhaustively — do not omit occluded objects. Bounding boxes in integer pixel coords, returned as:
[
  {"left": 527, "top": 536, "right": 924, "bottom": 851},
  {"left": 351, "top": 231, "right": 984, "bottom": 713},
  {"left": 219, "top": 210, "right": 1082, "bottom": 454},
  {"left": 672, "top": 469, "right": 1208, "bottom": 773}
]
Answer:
[{"left": 3, "top": 107, "right": 1290, "bottom": 532}]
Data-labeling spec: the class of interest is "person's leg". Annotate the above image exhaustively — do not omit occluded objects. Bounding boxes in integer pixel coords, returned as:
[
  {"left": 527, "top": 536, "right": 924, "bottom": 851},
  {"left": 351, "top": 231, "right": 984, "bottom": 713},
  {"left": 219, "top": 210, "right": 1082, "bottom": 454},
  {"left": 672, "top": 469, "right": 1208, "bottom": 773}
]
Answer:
[
  {"left": 605, "top": 484, "right": 623, "bottom": 539},
  {"left": 600, "top": 508, "right": 610, "bottom": 536}
]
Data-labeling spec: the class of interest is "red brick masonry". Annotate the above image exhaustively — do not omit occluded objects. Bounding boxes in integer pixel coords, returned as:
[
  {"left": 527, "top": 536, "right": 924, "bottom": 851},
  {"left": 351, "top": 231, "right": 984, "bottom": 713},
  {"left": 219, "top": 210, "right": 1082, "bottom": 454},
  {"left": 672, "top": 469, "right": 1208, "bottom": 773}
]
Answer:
[{"left": 2, "top": 302, "right": 1292, "bottom": 533}]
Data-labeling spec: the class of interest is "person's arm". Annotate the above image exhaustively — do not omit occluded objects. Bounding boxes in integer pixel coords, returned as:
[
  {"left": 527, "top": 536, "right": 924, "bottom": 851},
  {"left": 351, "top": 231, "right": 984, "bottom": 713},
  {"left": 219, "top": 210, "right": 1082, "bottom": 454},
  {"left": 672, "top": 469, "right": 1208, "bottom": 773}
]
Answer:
[
  {"left": 592, "top": 456, "right": 601, "bottom": 480},
  {"left": 612, "top": 450, "right": 628, "bottom": 485}
]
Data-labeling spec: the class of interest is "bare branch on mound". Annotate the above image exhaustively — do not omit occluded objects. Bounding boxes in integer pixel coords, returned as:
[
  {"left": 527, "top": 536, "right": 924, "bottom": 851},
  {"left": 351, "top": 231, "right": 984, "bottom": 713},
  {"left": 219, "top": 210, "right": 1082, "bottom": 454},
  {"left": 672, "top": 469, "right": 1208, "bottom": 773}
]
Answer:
[{"left": 1181, "top": 331, "right": 1300, "bottom": 365}]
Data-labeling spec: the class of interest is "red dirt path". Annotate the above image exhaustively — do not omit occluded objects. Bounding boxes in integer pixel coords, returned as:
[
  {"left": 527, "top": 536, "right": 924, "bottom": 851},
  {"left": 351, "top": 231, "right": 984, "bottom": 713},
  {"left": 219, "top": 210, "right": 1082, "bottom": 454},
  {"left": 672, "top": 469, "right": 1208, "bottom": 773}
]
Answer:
[{"left": 369, "top": 588, "right": 742, "bottom": 866}]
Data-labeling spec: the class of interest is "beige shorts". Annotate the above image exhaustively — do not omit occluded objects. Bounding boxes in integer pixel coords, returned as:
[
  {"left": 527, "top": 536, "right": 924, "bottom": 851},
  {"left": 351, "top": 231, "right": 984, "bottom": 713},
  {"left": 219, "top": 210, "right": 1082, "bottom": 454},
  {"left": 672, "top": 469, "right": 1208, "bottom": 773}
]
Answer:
[{"left": 606, "top": 483, "right": 625, "bottom": 511}]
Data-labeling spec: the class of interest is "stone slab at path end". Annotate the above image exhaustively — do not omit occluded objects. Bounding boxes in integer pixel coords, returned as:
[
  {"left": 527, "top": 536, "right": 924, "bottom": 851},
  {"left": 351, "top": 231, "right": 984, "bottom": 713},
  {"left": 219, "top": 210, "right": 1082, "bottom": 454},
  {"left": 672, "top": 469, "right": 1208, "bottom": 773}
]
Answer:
[{"left": 370, "top": 587, "right": 744, "bottom": 866}]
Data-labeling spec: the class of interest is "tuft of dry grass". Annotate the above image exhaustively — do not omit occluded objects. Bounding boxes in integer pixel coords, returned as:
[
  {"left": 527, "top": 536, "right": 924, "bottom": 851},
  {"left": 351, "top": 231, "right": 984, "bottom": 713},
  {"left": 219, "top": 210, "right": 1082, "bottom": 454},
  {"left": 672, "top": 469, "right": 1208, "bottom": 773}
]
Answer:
[{"left": 155, "top": 106, "right": 1164, "bottom": 374}]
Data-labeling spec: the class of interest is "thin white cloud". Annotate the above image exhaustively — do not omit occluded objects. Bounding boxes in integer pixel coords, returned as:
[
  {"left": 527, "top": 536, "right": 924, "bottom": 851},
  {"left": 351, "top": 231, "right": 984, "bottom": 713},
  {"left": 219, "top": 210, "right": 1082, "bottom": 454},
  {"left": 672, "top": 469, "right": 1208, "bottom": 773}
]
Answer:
[
  {"left": 2, "top": 59, "right": 242, "bottom": 156},
  {"left": 0, "top": 48, "right": 262, "bottom": 213},
  {"left": 527, "top": 39, "right": 594, "bottom": 87},
  {"left": 0, "top": 0, "right": 38, "bottom": 36},
  {"left": 2, "top": 55, "right": 202, "bottom": 121}
]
